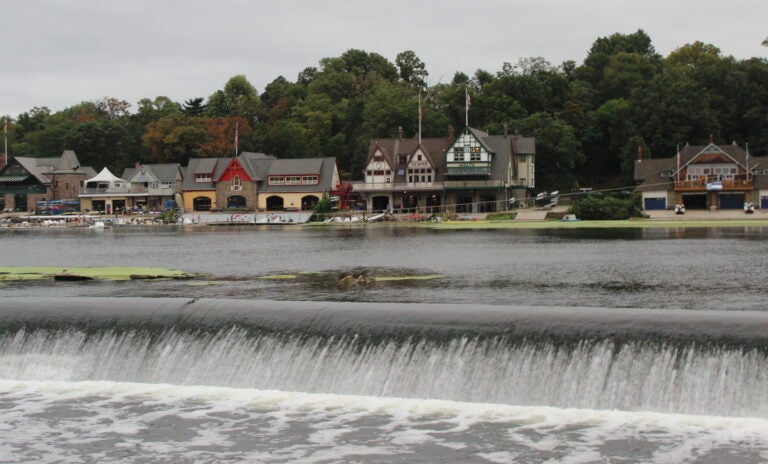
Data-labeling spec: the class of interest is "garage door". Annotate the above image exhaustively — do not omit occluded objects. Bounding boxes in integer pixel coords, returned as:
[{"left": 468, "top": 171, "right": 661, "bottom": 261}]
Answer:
[
  {"left": 719, "top": 193, "right": 744, "bottom": 210},
  {"left": 643, "top": 197, "right": 666, "bottom": 210},
  {"left": 761, "top": 197, "right": 768, "bottom": 209}
]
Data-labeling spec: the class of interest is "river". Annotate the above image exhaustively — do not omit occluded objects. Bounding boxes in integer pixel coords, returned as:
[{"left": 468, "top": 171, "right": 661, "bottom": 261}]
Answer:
[{"left": 1, "top": 224, "right": 767, "bottom": 463}]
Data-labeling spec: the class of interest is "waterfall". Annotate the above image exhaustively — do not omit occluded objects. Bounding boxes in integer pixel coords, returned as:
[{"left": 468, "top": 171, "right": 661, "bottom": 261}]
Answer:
[{"left": 2, "top": 324, "right": 767, "bottom": 418}]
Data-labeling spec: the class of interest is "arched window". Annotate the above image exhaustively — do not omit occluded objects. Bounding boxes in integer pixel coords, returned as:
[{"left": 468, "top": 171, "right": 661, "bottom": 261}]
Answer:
[
  {"left": 266, "top": 195, "right": 284, "bottom": 211},
  {"left": 227, "top": 195, "right": 246, "bottom": 208},
  {"left": 193, "top": 197, "right": 212, "bottom": 211}
]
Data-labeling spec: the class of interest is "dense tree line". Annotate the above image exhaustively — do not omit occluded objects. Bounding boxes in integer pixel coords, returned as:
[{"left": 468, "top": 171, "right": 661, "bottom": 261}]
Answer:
[{"left": 4, "top": 30, "right": 768, "bottom": 190}]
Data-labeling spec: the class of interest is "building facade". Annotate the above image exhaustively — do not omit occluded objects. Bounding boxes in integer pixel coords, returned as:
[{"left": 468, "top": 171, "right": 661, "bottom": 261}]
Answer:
[
  {"left": 634, "top": 137, "right": 768, "bottom": 210},
  {"left": 181, "top": 152, "right": 339, "bottom": 212},
  {"left": 0, "top": 151, "right": 96, "bottom": 212},
  {"left": 352, "top": 126, "right": 535, "bottom": 213}
]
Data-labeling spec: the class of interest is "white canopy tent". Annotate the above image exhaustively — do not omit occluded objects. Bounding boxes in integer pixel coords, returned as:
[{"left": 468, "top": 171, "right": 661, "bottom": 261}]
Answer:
[{"left": 84, "top": 167, "right": 127, "bottom": 188}]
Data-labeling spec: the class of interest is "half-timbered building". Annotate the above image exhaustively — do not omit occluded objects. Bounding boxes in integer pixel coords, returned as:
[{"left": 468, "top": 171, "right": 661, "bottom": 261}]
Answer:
[{"left": 353, "top": 126, "right": 536, "bottom": 213}]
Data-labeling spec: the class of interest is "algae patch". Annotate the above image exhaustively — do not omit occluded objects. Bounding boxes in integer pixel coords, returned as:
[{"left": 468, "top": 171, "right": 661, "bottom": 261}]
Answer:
[{"left": 0, "top": 266, "right": 195, "bottom": 282}]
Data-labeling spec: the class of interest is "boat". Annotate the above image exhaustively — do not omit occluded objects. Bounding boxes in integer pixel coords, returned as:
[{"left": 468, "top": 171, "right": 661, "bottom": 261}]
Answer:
[{"left": 366, "top": 213, "right": 386, "bottom": 222}]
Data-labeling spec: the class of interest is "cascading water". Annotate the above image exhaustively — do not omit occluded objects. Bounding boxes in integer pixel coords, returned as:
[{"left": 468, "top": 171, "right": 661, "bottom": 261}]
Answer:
[{"left": 3, "top": 297, "right": 768, "bottom": 419}]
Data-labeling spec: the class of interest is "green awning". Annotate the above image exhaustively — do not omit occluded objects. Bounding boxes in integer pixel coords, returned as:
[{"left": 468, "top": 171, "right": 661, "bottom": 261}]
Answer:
[{"left": 0, "top": 175, "right": 30, "bottom": 182}]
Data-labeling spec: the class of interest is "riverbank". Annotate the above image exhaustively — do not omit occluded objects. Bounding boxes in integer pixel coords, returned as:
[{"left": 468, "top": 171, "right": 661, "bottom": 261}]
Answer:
[{"left": 4, "top": 209, "right": 768, "bottom": 231}]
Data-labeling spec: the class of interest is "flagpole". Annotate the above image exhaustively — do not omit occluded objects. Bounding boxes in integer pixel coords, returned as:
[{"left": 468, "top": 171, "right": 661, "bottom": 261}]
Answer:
[
  {"left": 418, "top": 92, "right": 422, "bottom": 145},
  {"left": 746, "top": 142, "right": 750, "bottom": 181},
  {"left": 3, "top": 119, "right": 7, "bottom": 167},
  {"left": 234, "top": 122, "right": 239, "bottom": 157},
  {"left": 465, "top": 87, "right": 469, "bottom": 127}
]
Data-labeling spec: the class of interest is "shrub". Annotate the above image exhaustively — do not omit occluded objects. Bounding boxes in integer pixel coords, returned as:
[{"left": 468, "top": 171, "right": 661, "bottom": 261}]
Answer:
[
  {"left": 570, "top": 195, "right": 643, "bottom": 220},
  {"left": 486, "top": 212, "right": 517, "bottom": 220}
]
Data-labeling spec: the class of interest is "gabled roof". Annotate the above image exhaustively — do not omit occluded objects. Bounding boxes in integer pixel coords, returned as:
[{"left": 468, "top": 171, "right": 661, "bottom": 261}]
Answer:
[
  {"left": 237, "top": 152, "right": 275, "bottom": 181},
  {"left": 267, "top": 158, "right": 324, "bottom": 176},
  {"left": 122, "top": 163, "right": 182, "bottom": 183},
  {"left": 182, "top": 157, "right": 229, "bottom": 190},
  {"left": 366, "top": 136, "right": 452, "bottom": 182},
  {"left": 194, "top": 158, "right": 218, "bottom": 175},
  {"left": 465, "top": 127, "right": 497, "bottom": 154},
  {"left": 675, "top": 143, "right": 749, "bottom": 175},
  {"left": 633, "top": 141, "right": 767, "bottom": 192},
  {"left": 13, "top": 150, "right": 92, "bottom": 184},
  {"left": 260, "top": 157, "right": 338, "bottom": 193}
]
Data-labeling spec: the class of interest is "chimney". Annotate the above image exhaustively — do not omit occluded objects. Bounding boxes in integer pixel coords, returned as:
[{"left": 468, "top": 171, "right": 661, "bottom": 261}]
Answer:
[
  {"left": 448, "top": 125, "right": 455, "bottom": 140},
  {"left": 135, "top": 162, "right": 141, "bottom": 170},
  {"left": 637, "top": 146, "right": 643, "bottom": 162},
  {"left": 709, "top": 133, "right": 715, "bottom": 144},
  {"left": 503, "top": 123, "right": 509, "bottom": 138},
  {"left": 398, "top": 126, "right": 403, "bottom": 140}
]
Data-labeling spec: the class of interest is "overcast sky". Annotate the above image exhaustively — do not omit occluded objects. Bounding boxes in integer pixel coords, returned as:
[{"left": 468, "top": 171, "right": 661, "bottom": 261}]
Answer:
[{"left": 1, "top": 0, "right": 765, "bottom": 118}]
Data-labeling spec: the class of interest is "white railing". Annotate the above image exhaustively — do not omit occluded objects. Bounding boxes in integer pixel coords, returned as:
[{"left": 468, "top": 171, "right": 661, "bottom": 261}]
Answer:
[
  {"left": 351, "top": 181, "right": 444, "bottom": 192},
  {"left": 443, "top": 180, "right": 504, "bottom": 188}
]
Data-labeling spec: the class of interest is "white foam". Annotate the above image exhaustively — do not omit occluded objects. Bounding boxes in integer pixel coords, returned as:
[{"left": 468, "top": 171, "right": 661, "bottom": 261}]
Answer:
[{"left": 1, "top": 380, "right": 767, "bottom": 463}]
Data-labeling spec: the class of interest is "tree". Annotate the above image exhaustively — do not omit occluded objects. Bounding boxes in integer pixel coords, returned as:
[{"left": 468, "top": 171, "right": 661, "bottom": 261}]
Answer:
[
  {"left": 395, "top": 50, "right": 428, "bottom": 89},
  {"left": 199, "top": 117, "right": 251, "bottom": 156},
  {"left": 142, "top": 114, "right": 208, "bottom": 164},
  {"left": 64, "top": 118, "right": 133, "bottom": 172},
  {"left": 631, "top": 69, "right": 718, "bottom": 156},
  {"left": 181, "top": 97, "right": 207, "bottom": 116},
  {"left": 206, "top": 75, "right": 262, "bottom": 123},
  {"left": 576, "top": 29, "right": 661, "bottom": 100},
  {"left": 513, "top": 112, "right": 583, "bottom": 189}
]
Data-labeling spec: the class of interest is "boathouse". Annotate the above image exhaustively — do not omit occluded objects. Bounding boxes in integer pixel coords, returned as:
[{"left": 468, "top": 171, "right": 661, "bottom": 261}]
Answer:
[
  {"left": 352, "top": 126, "right": 535, "bottom": 213},
  {"left": 634, "top": 136, "right": 768, "bottom": 210}
]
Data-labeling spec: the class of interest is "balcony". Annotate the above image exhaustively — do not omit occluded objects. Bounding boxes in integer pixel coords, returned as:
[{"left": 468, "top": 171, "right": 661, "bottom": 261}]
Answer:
[
  {"left": 444, "top": 180, "right": 504, "bottom": 189},
  {"left": 351, "top": 181, "right": 443, "bottom": 193},
  {"left": 80, "top": 183, "right": 178, "bottom": 196},
  {"left": 674, "top": 176, "right": 753, "bottom": 191}
]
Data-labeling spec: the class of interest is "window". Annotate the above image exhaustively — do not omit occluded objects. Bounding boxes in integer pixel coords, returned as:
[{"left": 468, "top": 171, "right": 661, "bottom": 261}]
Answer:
[
  {"left": 285, "top": 176, "right": 301, "bottom": 185},
  {"left": 269, "top": 176, "right": 284, "bottom": 185},
  {"left": 470, "top": 152, "right": 481, "bottom": 161},
  {"left": 454, "top": 152, "right": 465, "bottom": 162},
  {"left": 417, "top": 154, "right": 423, "bottom": 161},
  {"left": 398, "top": 154, "right": 408, "bottom": 164},
  {"left": 302, "top": 176, "right": 319, "bottom": 185},
  {"left": 195, "top": 174, "right": 212, "bottom": 183}
]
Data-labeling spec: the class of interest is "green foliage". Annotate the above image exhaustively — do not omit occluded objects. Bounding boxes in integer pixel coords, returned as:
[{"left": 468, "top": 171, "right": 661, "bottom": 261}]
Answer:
[
  {"left": 485, "top": 212, "right": 517, "bottom": 220},
  {"left": 570, "top": 195, "right": 643, "bottom": 220},
  {"left": 6, "top": 34, "right": 768, "bottom": 194},
  {"left": 310, "top": 196, "right": 334, "bottom": 222}
]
